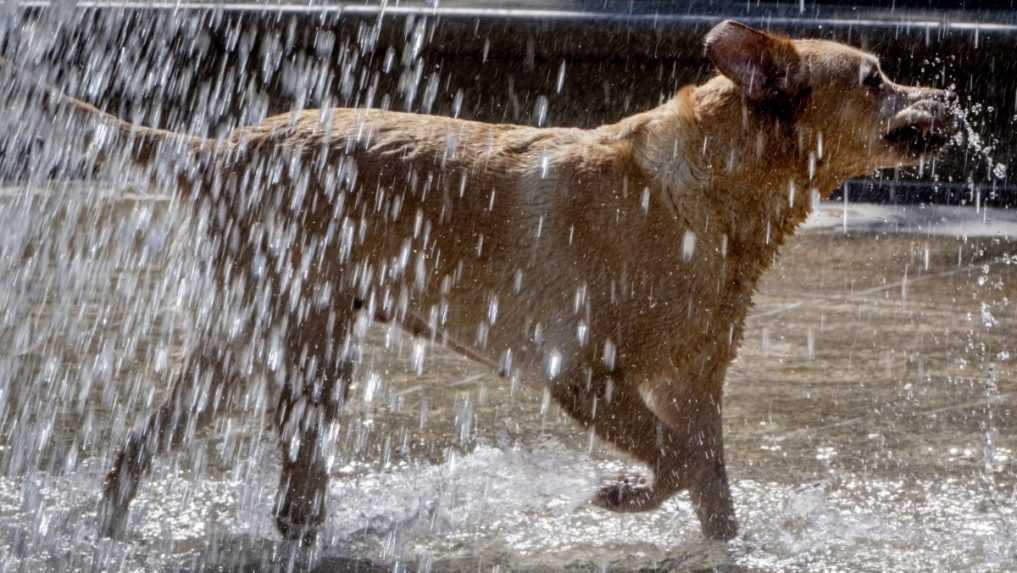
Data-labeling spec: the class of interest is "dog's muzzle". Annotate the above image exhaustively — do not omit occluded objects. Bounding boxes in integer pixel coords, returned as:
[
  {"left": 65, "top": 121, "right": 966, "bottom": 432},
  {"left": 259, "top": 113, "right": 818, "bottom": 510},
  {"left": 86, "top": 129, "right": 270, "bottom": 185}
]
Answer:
[{"left": 883, "top": 91, "right": 958, "bottom": 155}]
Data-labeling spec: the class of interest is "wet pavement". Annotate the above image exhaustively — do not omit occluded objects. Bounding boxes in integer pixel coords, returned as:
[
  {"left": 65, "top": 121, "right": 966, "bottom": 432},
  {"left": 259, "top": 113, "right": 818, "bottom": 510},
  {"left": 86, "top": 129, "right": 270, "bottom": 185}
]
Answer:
[{"left": 0, "top": 187, "right": 1015, "bottom": 572}]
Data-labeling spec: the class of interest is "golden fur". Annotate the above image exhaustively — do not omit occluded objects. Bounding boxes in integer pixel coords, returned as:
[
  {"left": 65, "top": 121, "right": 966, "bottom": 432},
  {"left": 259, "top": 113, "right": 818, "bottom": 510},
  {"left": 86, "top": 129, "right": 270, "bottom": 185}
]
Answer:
[{"left": 0, "top": 20, "right": 956, "bottom": 542}]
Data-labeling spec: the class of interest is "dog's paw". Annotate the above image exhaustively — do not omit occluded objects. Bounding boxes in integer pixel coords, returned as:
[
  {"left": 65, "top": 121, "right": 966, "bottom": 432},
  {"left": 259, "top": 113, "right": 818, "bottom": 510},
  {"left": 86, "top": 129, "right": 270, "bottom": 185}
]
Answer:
[
  {"left": 274, "top": 514, "right": 322, "bottom": 547},
  {"left": 96, "top": 497, "right": 128, "bottom": 539},
  {"left": 591, "top": 474, "right": 665, "bottom": 513}
]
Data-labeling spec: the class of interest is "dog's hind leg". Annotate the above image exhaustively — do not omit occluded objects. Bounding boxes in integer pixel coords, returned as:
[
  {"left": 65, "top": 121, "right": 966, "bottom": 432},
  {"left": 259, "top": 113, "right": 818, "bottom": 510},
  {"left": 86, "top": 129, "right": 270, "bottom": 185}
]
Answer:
[
  {"left": 551, "top": 368, "right": 737, "bottom": 541},
  {"left": 98, "top": 345, "right": 240, "bottom": 538},
  {"left": 272, "top": 309, "right": 352, "bottom": 545}
]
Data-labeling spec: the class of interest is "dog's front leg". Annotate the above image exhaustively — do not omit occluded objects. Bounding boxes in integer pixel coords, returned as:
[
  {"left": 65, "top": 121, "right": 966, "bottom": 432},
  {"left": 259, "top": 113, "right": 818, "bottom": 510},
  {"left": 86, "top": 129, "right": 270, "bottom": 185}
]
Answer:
[
  {"left": 684, "top": 412, "right": 736, "bottom": 542},
  {"left": 551, "top": 366, "right": 737, "bottom": 540},
  {"left": 642, "top": 374, "right": 737, "bottom": 541},
  {"left": 549, "top": 370, "right": 708, "bottom": 519}
]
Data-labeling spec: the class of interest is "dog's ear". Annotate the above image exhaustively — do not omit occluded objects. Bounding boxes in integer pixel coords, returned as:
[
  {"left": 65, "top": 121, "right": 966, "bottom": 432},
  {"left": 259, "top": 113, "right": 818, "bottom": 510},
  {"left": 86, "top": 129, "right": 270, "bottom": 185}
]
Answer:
[{"left": 705, "top": 20, "right": 803, "bottom": 102}]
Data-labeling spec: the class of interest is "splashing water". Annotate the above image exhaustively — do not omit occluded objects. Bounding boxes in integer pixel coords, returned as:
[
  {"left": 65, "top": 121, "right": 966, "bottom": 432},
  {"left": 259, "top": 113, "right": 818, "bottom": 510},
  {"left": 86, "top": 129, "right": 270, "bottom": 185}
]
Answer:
[
  {"left": 0, "top": 7, "right": 1016, "bottom": 573},
  {"left": 947, "top": 95, "right": 1009, "bottom": 186}
]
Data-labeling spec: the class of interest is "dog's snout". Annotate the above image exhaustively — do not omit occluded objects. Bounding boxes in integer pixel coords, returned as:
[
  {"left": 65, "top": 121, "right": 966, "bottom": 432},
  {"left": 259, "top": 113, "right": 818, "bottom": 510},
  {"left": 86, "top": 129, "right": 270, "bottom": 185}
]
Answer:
[
  {"left": 933, "top": 89, "right": 958, "bottom": 105},
  {"left": 903, "top": 86, "right": 955, "bottom": 106},
  {"left": 885, "top": 84, "right": 961, "bottom": 152},
  {"left": 897, "top": 87, "right": 959, "bottom": 128}
]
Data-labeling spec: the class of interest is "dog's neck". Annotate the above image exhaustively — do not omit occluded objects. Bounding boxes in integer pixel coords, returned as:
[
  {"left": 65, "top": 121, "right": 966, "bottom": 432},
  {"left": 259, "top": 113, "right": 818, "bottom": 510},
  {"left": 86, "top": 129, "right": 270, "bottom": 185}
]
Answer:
[{"left": 624, "top": 79, "right": 845, "bottom": 260}]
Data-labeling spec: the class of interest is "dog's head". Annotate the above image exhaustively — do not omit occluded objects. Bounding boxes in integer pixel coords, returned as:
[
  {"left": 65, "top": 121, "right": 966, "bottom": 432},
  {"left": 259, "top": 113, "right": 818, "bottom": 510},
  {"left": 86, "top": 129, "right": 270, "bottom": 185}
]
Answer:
[{"left": 703, "top": 20, "right": 957, "bottom": 181}]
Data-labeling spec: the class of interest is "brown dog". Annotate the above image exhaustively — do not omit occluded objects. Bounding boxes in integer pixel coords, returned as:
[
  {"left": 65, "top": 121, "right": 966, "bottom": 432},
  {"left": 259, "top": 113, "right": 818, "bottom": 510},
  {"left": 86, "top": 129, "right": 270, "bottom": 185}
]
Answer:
[{"left": 1, "top": 19, "right": 956, "bottom": 543}]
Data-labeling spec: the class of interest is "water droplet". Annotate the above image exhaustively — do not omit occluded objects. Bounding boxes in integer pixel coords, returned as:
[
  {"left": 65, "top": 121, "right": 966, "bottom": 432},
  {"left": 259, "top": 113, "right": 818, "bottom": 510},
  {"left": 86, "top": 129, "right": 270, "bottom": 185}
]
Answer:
[
  {"left": 411, "top": 339, "right": 427, "bottom": 375},
  {"left": 364, "top": 372, "right": 382, "bottom": 403},
  {"left": 452, "top": 89, "right": 464, "bottom": 118},
  {"left": 602, "top": 339, "right": 617, "bottom": 371},
  {"left": 487, "top": 295, "right": 499, "bottom": 324},
  {"left": 576, "top": 321, "right": 589, "bottom": 347},
  {"left": 545, "top": 350, "right": 562, "bottom": 380},
  {"left": 533, "top": 95, "right": 549, "bottom": 127},
  {"left": 681, "top": 230, "right": 696, "bottom": 261}
]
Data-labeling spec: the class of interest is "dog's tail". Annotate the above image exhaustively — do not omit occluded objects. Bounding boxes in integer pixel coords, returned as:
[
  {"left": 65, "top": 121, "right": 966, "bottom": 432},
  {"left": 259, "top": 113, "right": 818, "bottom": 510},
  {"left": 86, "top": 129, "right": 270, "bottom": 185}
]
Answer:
[{"left": 0, "top": 55, "right": 211, "bottom": 177}]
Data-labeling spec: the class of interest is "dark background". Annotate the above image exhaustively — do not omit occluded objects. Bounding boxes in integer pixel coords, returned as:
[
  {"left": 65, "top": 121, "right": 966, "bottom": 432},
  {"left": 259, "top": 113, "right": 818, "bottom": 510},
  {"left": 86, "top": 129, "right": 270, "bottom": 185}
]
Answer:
[{"left": 1, "top": 1, "right": 1015, "bottom": 205}]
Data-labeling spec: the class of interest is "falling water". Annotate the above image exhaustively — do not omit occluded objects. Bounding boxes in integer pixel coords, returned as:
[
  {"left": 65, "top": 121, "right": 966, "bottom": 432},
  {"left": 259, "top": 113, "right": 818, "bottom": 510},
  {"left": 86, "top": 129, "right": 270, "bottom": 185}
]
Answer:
[{"left": 0, "top": 4, "right": 1016, "bottom": 572}]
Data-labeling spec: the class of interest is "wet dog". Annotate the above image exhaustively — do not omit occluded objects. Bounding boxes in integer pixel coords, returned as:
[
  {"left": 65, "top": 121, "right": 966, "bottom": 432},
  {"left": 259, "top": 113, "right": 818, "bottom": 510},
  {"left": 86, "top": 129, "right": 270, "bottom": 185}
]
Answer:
[{"left": 1, "top": 20, "right": 956, "bottom": 542}]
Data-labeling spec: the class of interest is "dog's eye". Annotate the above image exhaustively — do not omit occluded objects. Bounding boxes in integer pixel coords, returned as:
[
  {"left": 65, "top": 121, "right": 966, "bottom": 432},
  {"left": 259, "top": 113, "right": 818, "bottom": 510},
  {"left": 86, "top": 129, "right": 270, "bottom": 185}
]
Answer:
[{"left": 862, "top": 69, "right": 884, "bottom": 90}]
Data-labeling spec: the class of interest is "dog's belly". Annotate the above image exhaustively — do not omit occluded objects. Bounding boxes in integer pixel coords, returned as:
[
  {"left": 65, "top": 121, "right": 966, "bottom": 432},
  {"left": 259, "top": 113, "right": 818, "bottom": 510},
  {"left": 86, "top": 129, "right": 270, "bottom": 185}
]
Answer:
[
  {"left": 340, "top": 182, "right": 718, "bottom": 388},
  {"left": 352, "top": 196, "right": 598, "bottom": 384},
  {"left": 402, "top": 270, "right": 594, "bottom": 383}
]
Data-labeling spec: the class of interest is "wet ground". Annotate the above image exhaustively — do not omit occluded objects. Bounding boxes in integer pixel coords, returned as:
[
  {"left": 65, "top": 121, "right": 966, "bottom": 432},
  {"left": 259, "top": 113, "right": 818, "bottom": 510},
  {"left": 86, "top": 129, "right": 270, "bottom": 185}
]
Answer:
[{"left": 0, "top": 186, "right": 1015, "bottom": 572}]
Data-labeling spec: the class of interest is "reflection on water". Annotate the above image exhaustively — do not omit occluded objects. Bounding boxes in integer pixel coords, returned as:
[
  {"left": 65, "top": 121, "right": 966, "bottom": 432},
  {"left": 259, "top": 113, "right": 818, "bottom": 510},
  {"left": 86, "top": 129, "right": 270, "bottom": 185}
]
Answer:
[{"left": 0, "top": 186, "right": 1015, "bottom": 571}]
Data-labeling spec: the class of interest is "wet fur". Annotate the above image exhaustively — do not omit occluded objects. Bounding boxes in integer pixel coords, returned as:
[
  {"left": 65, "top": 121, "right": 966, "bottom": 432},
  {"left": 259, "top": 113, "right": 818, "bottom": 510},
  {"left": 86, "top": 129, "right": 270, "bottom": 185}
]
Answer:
[{"left": 0, "top": 20, "right": 953, "bottom": 543}]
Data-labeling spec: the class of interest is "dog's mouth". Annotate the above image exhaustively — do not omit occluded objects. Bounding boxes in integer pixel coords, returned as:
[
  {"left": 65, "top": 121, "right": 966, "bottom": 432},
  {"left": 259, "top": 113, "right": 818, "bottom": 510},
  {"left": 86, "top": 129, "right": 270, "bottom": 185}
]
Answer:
[{"left": 883, "top": 100, "right": 956, "bottom": 156}]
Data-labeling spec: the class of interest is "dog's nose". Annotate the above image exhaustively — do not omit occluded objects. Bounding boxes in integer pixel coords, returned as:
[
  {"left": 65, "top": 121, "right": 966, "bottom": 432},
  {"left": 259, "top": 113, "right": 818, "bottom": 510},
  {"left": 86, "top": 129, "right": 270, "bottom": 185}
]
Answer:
[
  {"left": 906, "top": 87, "right": 956, "bottom": 105},
  {"left": 937, "top": 89, "right": 958, "bottom": 104}
]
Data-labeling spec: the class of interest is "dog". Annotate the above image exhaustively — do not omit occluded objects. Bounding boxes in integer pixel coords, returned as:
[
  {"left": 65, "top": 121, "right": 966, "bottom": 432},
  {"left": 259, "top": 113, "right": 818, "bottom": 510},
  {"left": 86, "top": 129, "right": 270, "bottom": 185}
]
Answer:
[{"left": 0, "top": 19, "right": 956, "bottom": 543}]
